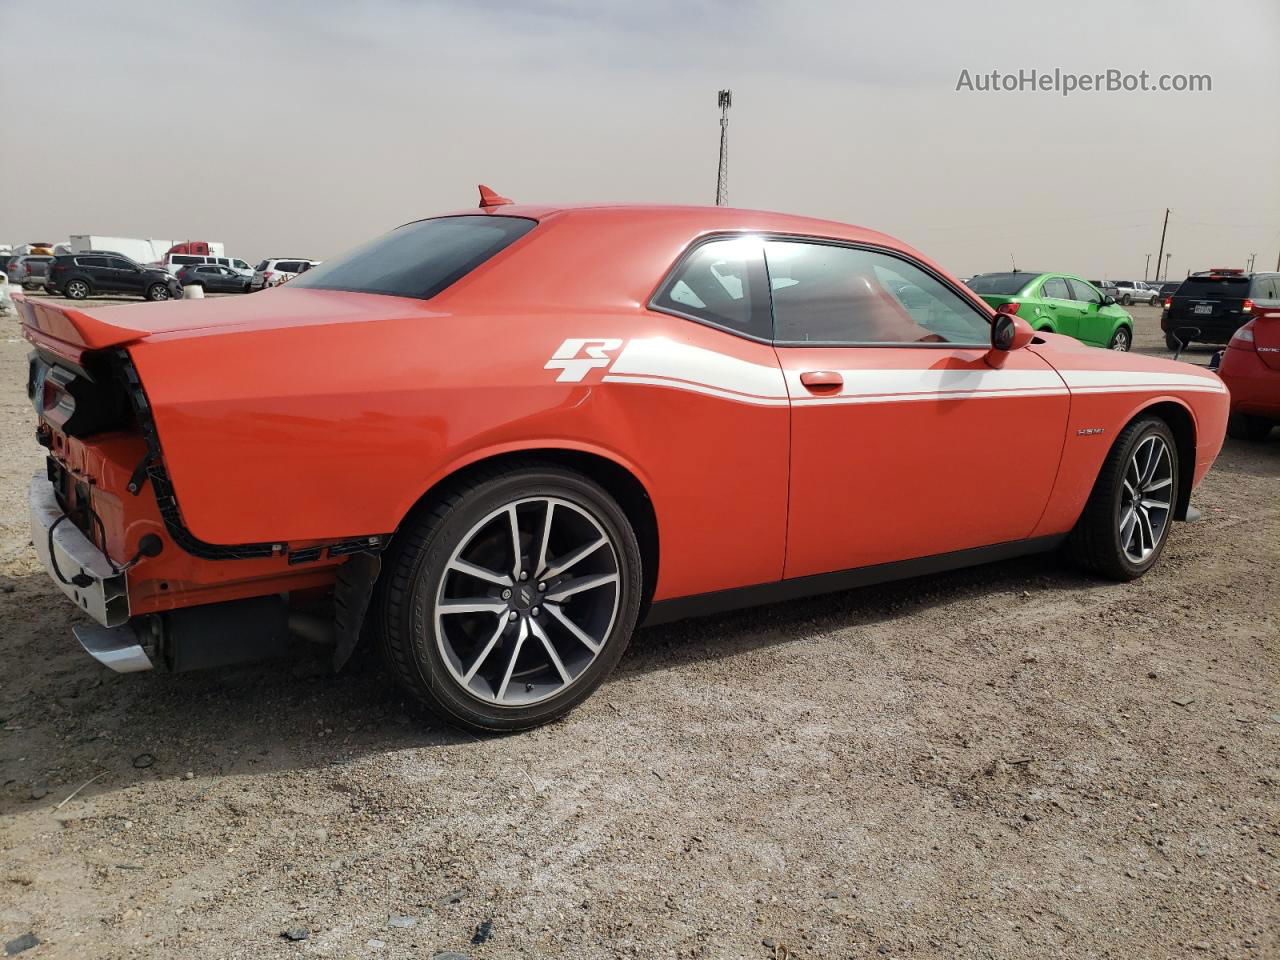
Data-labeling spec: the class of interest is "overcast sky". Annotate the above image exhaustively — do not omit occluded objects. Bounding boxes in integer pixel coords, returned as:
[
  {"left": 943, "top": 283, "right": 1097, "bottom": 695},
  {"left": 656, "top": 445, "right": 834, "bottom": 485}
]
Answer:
[{"left": 2, "top": 0, "right": 1277, "bottom": 280}]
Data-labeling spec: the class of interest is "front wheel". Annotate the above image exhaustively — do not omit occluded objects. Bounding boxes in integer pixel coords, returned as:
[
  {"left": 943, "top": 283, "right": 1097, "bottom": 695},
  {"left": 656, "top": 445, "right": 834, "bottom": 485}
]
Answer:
[
  {"left": 1069, "top": 417, "right": 1179, "bottom": 581},
  {"left": 1149, "top": 295, "right": 1159, "bottom": 306},
  {"left": 1108, "top": 326, "right": 1132, "bottom": 351},
  {"left": 1227, "top": 413, "right": 1273, "bottom": 441},
  {"left": 146, "top": 283, "right": 171, "bottom": 301},
  {"left": 377, "top": 464, "right": 643, "bottom": 732}
]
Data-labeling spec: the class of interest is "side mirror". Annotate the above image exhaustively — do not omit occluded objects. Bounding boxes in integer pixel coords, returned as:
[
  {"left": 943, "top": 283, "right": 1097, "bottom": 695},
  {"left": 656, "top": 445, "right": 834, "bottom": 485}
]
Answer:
[
  {"left": 987, "top": 306, "right": 1034, "bottom": 367},
  {"left": 1103, "top": 295, "right": 1116, "bottom": 306}
]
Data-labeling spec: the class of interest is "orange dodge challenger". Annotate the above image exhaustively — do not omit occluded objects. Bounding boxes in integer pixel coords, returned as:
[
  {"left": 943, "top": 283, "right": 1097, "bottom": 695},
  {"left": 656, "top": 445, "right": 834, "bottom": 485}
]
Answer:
[{"left": 22, "top": 189, "right": 1228, "bottom": 732}]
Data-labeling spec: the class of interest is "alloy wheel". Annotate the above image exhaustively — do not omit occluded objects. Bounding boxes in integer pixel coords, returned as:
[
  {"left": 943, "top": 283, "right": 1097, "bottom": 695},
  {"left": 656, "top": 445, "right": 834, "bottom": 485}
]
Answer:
[
  {"left": 1111, "top": 328, "right": 1131, "bottom": 351},
  {"left": 1119, "top": 435, "right": 1173, "bottom": 563},
  {"left": 67, "top": 280, "right": 88, "bottom": 299},
  {"left": 434, "top": 496, "right": 620, "bottom": 707}
]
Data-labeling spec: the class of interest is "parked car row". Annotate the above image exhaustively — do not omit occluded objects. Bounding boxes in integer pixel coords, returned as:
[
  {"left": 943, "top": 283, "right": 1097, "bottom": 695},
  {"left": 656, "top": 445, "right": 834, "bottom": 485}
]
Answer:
[{"left": 43, "top": 252, "right": 181, "bottom": 301}]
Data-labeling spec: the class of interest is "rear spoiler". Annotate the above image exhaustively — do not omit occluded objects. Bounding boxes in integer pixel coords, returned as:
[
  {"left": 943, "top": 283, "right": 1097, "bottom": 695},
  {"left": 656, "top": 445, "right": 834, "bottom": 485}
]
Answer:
[{"left": 16, "top": 294, "right": 148, "bottom": 356}]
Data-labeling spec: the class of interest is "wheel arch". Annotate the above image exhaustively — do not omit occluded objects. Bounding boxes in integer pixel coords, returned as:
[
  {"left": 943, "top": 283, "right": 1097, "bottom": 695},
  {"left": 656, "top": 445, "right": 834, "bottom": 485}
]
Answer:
[
  {"left": 1127, "top": 398, "right": 1197, "bottom": 521},
  {"left": 392, "top": 445, "right": 661, "bottom": 613}
]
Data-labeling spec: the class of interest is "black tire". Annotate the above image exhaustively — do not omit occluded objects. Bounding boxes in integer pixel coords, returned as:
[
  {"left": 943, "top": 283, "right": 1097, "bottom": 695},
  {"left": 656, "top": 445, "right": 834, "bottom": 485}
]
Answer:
[
  {"left": 146, "top": 283, "right": 171, "bottom": 301},
  {"left": 1068, "top": 417, "right": 1179, "bottom": 581},
  {"left": 1120, "top": 294, "right": 1132, "bottom": 305},
  {"left": 1227, "top": 413, "right": 1273, "bottom": 441},
  {"left": 1148, "top": 295, "right": 1159, "bottom": 306},
  {"left": 1108, "top": 326, "right": 1132, "bottom": 351},
  {"left": 65, "top": 278, "right": 91, "bottom": 300},
  {"left": 1164, "top": 332, "right": 1184, "bottom": 351},
  {"left": 377, "top": 462, "right": 643, "bottom": 733}
]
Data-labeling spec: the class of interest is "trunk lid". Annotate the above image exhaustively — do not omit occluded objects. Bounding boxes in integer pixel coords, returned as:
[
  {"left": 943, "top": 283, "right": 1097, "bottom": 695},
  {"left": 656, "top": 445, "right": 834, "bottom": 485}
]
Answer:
[
  {"left": 1252, "top": 308, "right": 1280, "bottom": 371},
  {"left": 18, "top": 287, "right": 436, "bottom": 358}
]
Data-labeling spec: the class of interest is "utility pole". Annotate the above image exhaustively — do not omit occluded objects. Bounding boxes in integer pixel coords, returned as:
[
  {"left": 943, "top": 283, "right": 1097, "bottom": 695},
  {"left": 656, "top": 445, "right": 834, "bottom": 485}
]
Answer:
[
  {"left": 1164, "top": 252, "right": 1172, "bottom": 281},
  {"left": 1144, "top": 254, "right": 1151, "bottom": 281},
  {"left": 715, "top": 89, "right": 732, "bottom": 207},
  {"left": 1247, "top": 252, "right": 1256, "bottom": 272},
  {"left": 1154, "top": 208, "right": 1169, "bottom": 284}
]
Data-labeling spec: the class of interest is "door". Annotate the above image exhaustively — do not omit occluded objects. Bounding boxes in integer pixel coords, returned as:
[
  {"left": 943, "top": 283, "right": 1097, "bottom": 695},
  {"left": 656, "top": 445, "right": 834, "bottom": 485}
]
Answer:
[
  {"left": 764, "top": 239, "right": 1070, "bottom": 579},
  {"left": 76, "top": 256, "right": 115, "bottom": 291},
  {"left": 107, "top": 257, "right": 146, "bottom": 294},
  {"left": 1066, "top": 278, "right": 1106, "bottom": 345},
  {"left": 1037, "top": 276, "right": 1076, "bottom": 337}
]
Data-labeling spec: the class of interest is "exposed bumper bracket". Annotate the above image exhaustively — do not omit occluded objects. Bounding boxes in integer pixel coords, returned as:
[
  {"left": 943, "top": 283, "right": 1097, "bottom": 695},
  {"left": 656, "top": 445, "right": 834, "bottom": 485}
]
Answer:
[{"left": 73, "top": 622, "right": 154, "bottom": 673}]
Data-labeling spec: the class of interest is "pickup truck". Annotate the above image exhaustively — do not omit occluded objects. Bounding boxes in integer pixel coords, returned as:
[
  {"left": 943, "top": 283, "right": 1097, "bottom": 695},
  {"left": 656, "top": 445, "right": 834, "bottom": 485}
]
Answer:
[{"left": 1112, "top": 280, "right": 1161, "bottom": 306}]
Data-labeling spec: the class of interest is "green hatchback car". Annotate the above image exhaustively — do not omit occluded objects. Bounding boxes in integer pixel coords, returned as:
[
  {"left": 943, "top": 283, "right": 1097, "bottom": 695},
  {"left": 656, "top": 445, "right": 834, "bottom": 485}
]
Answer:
[{"left": 966, "top": 272, "right": 1135, "bottom": 351}]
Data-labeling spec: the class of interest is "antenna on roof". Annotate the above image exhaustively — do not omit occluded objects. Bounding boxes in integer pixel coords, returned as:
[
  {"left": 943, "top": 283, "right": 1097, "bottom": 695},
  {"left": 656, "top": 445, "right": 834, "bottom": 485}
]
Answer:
[
  {"left": 1009, "top": 252, "right": 1017, "bottom": 272},
  {"left": 478, "top": 185, "right": 512, "bottom": 209}
]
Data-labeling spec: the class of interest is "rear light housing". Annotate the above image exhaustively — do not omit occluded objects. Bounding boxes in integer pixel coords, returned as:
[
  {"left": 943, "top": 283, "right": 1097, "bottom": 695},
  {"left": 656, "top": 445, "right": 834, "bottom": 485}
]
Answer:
[
  {"left": 1230, "top": 324, "right": 1255, "bottom": 347},
  {"left": 1163, "top": 297, "right": 1171, "bottom": 308},
  {"left": 1242, "top": 298, "right": 1254, "bottom": 313}
]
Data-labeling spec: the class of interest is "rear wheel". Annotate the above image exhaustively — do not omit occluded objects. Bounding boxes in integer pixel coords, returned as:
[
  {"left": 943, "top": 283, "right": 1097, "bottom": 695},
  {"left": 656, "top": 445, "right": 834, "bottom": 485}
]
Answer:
[
  {"left": 1227, "top": 413, "right": 1273, "bottom": 441},
  {"left": 146, "top": 283, "right": 171, "bottom": 301},
  {"left": 1120, "top": 294, "right": 1132, "bottom": 305},
  {"left": 65, "top": 279, "right": 91, "bottom": 300},
  {"left": 378, "top": 464, "right": 643, "bottom": 732},
  {"left": 1069, "top": 417, "right": 1179, "bottom": 581},
  {"left": 1164, "top": 332, "right": 1184, "bottom": 351},
  {"left": 1108, "top": 326, "right": 1132, "bottom": 351}
]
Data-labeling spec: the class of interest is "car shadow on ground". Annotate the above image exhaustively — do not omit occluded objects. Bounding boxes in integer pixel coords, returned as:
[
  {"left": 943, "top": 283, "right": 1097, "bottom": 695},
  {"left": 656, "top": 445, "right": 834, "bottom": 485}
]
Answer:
[{"left": 0, "top": 546, "right": 1107, "bottom": 815}]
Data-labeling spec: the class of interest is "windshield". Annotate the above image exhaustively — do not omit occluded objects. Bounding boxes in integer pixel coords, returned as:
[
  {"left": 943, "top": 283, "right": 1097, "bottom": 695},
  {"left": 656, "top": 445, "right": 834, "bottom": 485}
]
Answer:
[{"left": 291, "top": 216, "right": 536, "bottom": 300}]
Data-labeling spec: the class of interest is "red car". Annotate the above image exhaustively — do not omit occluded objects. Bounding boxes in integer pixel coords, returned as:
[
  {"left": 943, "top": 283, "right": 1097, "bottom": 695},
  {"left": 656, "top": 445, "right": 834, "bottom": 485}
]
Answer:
[
  {"left": 21, "top": 190, "right": 1229, "bottom": 731},
  {"left": 1217, "top": 305, "right": 1280, "bottom": 440}
]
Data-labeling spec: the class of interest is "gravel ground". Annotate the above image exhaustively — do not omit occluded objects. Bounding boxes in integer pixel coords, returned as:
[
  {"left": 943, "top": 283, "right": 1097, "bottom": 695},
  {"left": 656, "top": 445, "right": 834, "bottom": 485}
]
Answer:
[{"left": 1, "top": 299, "right": 1277, "bottom": 960}]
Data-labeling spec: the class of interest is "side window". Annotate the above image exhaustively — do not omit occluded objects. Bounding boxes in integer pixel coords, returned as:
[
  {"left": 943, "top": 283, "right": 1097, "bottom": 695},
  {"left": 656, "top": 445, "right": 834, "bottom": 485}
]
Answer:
[
  {"left": 651, "top": 237, "right": 770, "bottom": 339},
  {"left": 765, "top": 241, "right": 989, "bottom": 345},
  {"left": 107, "top": 257, "right": 133, "bottom": 270},
  {"left": 1042, "top": 277, "right": 1071, "bottom": 299},
  {"left": 78, "top": 256, "right": 108, "bottom": 267},
  {"left": 1067, "top": 279, "right": 1101, "bottom": 305}
]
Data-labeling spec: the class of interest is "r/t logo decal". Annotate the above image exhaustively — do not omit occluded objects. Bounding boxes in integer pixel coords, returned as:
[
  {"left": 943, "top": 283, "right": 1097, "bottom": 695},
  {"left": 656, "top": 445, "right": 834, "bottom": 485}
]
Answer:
[{"left": 545, "top": 338, "right": 623, "bottom": 382}]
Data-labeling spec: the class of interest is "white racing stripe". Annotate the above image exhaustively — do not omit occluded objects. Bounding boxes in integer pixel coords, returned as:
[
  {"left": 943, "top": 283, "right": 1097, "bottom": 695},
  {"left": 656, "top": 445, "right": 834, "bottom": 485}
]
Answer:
[
  {"left": 1057, "top": 369, "right": 1227, "bottom": 394},
  {"left": 782, "top": 366, "right": 1067, "bottom": 402},
  {"left": 602, "top": 374, "right": 789, "bottom": 406},
  {"left": 590, "top": 338, "right": 1226, "bottom": 406},
  {"left": 611, "top": 337, "right": 788, "bottom": 399}
]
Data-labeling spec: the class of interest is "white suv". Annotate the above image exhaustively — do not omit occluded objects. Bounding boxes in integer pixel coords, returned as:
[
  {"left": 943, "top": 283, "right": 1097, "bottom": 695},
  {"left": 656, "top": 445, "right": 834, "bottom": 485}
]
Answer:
[
  {"left": 250, "top": 258, "right": 318, "bottom": 291},
  {"left": 160, "top": 254, "right": 254, "bottom": 278}
]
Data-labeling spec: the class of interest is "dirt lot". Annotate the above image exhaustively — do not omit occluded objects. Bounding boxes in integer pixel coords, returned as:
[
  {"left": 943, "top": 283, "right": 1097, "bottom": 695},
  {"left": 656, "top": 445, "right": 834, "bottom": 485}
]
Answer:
[{"left": 1, "top": 298, "right": 1276, "bottom": 960}]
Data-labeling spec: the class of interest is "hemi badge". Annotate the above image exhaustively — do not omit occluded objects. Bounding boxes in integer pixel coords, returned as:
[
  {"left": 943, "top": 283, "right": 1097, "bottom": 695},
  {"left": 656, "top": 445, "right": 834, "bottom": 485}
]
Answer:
[{"left": 1077, "top": 427, "right": 1105, "bottom": 436}]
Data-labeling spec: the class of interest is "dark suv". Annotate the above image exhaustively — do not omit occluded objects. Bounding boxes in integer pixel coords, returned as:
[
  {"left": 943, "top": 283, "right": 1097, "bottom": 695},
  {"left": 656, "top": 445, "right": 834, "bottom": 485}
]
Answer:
[
  {"left": 1161, "top": 269, "right": 1280, "bottom": 350},
  {"left": 46, "top": 252, "right": 181, "bottom": 301}
]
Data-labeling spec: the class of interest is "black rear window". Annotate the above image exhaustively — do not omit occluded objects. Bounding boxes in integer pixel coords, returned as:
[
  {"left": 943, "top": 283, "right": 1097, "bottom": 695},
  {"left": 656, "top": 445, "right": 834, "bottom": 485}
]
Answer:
[
  {"left": 1175, "top": 276, "right": 1250, "bottom": 300},
  {"left": 291, "top": 215, "right": 536, "bottom": 300},
  {"left": 965, "top": 273, "right": 1037, "bottom": 295}
]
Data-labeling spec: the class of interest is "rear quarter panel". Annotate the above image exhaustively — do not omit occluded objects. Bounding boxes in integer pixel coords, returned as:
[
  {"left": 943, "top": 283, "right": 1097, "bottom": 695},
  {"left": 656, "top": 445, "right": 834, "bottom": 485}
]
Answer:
[{"left": 128, "top": 290, "right": 790, "bottom": 603}]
